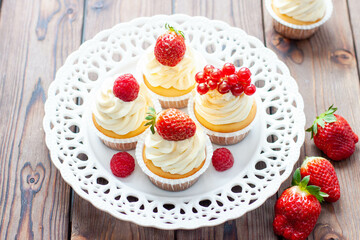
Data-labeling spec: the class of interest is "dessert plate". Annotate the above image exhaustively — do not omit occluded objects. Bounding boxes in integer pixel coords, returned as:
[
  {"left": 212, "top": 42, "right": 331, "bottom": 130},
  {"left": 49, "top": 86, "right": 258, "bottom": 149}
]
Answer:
[{"left": 43, "top": 14, "right": 305, "bottom": 229}]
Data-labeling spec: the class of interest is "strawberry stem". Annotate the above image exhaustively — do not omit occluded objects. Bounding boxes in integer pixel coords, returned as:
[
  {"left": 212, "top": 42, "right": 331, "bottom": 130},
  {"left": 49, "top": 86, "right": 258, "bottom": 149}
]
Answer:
[
  {"left": 145, "top": 106, "right": 157, "bottom": 134},
  {"left": 165, "top": 23, "right": 185, "bottom": 39},
  {"left": 306, "top": 105, "right": 337, "bottom": 139}
]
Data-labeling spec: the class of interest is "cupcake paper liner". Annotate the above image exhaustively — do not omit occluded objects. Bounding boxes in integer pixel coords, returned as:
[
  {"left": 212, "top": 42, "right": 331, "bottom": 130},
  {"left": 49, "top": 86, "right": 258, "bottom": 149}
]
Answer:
[
  {"left": 87, "top": 89, "right": 162, "bottom": 151},
  {"left": 135, "top": 134, "right": 213, "bottom": 192},
  {"left": 187, "top": 95, "right": 260, "bottom": 146},
  {"left": 265, "top": 0, "right": 333, "bottom": 39}
]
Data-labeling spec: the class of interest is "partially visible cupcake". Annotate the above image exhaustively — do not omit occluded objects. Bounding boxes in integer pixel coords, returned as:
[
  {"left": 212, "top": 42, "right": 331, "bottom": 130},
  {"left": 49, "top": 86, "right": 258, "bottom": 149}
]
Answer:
[
  {"left": 266, "top": 0, "right": 333, "bottom": 39},
  {"left": 92, "top": 74, "right": 158, "bottom": 151},
  {"left": 136, "top": 108, "right": 212, "bottom": 191},
  {"left": 188, "top": 63, "right": 258, "bottom": 145},
  {"left": 138, "top": 24, "right": 205, "bottom": 109}
]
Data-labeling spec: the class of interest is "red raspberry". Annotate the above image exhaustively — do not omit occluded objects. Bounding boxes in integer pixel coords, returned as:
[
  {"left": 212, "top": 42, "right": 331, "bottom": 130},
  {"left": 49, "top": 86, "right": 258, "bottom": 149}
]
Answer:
[
  {"left": 212, "top": 148, "right": 234, "bottom": 171},
  {"left": 113, "top": 74, "right": 140, "bottom": 102},
  {"left": 110, "top": 152, "right": 135, "bottom": 178}
]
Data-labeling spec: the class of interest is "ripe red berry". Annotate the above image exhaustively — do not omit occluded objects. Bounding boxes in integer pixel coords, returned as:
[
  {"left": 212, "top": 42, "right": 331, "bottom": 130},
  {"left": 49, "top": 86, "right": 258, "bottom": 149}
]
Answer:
[
  {"left": 212, "top": 148, "right": 234, "bottom": 171},
  {"left": 197, "top": 83, "right": 209, "bottom": 95},
  {"left": 240, "top": 77, "right": 252, "bottom": 87},
  {"left": 203, "top": 65, "right": 215, "bottom": 77},
  {"left": 222, "top": 63, "right": 236, "bottom": 76},
  {"left": 218, "top": 81, "right": 230, "bottom": 94},
  {"left": 227, "top": 74, "right": 239, "bottom": 86},
  {"left": 110, "top": 152, "right": 135, "bottom": 178},
  {"left": 231, "top": 84, "right": 244, "bottom": 96},
  {"left": 154, "top": 24, "right": 186, "bottom": 67},
  {"left": 113, "top": 74, "right": 140, "bottom": 102},
  {"left": 244, "top": 84, "right": 256, "bottom": 95},
  {"left": 195, "top": 71, "right": 206, "bottom": 83},
  {"left": 210, "top": 68, "right": 222, "bottom": 81},
  {"left": 237, "top": 67, "right": 251, "bottom": 81},
  {"left": 208, "top": 80, "right": 218, "bottom": 90}
]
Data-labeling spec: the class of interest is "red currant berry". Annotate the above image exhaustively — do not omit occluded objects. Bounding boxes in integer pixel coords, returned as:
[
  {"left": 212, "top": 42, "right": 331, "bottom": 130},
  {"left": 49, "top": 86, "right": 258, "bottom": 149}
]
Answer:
[
  {"left": 244, "top": 84, "right": 256, "bottom": 95},
  {"left": 210, "top": 68, "right": 222, "bottom": 81},
  {"left": 231, "top": 84, "right": 244, "bottom": 96},
  {"left": 240, "top": 77, "right": 251, "bottom": 87},
  {"left": 227, "top": 74, "right": 239, "bottom": 86},
  {"left": 208, "top": 80, "right": 218, "bottom": 90},
  {"left": 203, "top": 65, "right": 215, "bottom": 77},
  {"left": 236, "top": 67, "right": 251, "bottom": 81},
  {"left": 222, "top": 63, "right": 236, "bottom": 76},
  {"left": 197, "top": 83, "right": 209, "bottom": 95},
  {"left": 195, "top": 71, "right": 206, "bottom": 83},
  {"left": 218, "top": 81, "right": 230, "bottom": 94}
]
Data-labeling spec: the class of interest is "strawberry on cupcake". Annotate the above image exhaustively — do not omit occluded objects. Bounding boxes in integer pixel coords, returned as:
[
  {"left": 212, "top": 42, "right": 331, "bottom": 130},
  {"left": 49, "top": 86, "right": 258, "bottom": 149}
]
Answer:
[{"left": 135, "top": 107, "right": 212, "bottom": 191}]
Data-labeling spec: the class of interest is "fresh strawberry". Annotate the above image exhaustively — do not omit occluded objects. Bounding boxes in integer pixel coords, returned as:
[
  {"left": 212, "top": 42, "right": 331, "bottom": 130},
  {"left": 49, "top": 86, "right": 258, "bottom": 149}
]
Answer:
[
  {"left": 212, "top": 148, "right": 234, "bottom": 171},
  {"left": 145, "top": 107, "right": 196, "bottom": 141},
  {"left": 113, "top": 74, "right": 140, "bottom": 102},
  {"left": 306, "top": 105, "right": 358, "bottom": 161},
  {"left": 154, "top": 23, "right": 186, "bottom": 67},
  {"left": 300, "top": 157, "right": 340, "bottom": 202},
  {"left": 110, "top": 152, "right": 135, "bottom": 178},
  {"left": 273, "top": 168, "right": 328, "bottom": 240}
]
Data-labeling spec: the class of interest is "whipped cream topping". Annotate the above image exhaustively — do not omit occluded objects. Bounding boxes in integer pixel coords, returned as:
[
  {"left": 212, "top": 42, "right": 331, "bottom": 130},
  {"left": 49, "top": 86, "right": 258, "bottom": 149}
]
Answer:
[
  {"left": 194, "top": 90, "right": 253, "bottom": 125},
  {"left": 142, "top": 46, "right": 203, "bottom": 90},
  {"left": 93, "top": 77, "right": 151, "bottom": 135},
  {"left": 144, "top": 128, "right": 206, "bottom": 175},
  {"left": 273, "top": 0, "right": 326, "bottom": 22}
]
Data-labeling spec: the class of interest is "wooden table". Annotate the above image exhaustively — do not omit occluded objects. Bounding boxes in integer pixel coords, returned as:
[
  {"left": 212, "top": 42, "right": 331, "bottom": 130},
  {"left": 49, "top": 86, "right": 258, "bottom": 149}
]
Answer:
[{"left": 1, "top": 0, "right": 359, "bottom": 239}]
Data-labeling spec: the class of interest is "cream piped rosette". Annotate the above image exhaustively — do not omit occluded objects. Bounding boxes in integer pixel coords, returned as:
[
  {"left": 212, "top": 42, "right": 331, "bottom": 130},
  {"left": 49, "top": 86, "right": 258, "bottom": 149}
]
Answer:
[
  {"left": 137, "top": 45, "right": 206, "bottom": 108},
  {"left": 90, "top": 75, "right": 161, "bottom": 151},
  {"left": 265, "top": 0, "right": 333, "bottom": 39},
  {"left": 135, "top": 128, "right": 212, "bottom": 192}
]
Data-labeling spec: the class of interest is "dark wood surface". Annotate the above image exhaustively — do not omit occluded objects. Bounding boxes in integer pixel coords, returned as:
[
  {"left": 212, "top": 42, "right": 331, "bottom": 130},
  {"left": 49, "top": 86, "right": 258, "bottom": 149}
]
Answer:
[{"left": 0, "top": 0, "right": 359, "bottom": 239}]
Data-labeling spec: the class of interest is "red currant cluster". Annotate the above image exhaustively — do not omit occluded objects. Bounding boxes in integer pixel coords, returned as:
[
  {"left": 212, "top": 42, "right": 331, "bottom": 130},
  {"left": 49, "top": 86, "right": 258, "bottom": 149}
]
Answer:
[{"left": 195, "top": 63, "right": 256, "bottom": 96}]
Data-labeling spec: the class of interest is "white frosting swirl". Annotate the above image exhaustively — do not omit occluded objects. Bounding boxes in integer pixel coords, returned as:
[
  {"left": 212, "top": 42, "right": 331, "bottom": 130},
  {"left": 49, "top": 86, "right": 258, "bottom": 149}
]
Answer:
[
  {"left": 93, "top": 77, "right": 150, "bottom": 135},
  {"left": 273, "top": 0, "right": 326, "bottom": 22},
  {"left": 194, "top": 90, "right": 253, "bottom": 125},
  {"left": 142, "top": 46, "right": 203, "bottom": 90},
  {"left": 144, "top": 129, "right": 206, "bottom": 175}
]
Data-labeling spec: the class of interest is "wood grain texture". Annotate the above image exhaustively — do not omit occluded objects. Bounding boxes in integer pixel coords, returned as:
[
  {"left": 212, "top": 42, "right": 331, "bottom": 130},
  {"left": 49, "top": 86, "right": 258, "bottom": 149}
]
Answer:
[
  {"left": 70, "top": 1, "right": 174, "bottom": 239},
  {"left": 264, "top": 0, "right": 360, "bottom": 239},
  {"left": 174, "top": 1, "right": 276, "bottom": 239},
  {"left": 0, "top": 0, "right": 84, "bottom": 239},
  {"left": 347, "top": 0, "right": 360, "bottom": 74}
]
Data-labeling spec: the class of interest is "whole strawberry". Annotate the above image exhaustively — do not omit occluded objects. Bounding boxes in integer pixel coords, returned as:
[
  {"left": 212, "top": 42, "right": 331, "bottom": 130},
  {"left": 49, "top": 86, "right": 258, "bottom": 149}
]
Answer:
[
  {"left": 145, "top": 107, "right": 196, "bottom": 141},
  {"left": 113, "top": 74, "right": 140, "bottom": 102},
  {"left": 300, "top": 157, "right": 340, "bottom": 202},
  {"left": 306, "top": 105, "right": 358, "bottom": 161},
  {"left": 273, "top": 169, "right": 328, "bottom": 240},
  {"left": 154, "top": 23, "right": 186, "bottom": 67}
]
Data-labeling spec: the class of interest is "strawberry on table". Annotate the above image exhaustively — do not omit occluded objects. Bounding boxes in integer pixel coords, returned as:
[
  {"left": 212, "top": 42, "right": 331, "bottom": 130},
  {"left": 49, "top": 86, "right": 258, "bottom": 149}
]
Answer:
[
  {"left": 306, "top": 105, "right": 358, "bottom": 161},
  {"left": 154, "top": 23, "right": 186, "bottom": 67},
  {"left": 273, "top": 168, "right": 328, "bottom": 240},
  {"left": 300, "top": 156, "right": 340, "bottom": 202},
  {"left": 145, "top": 107, "right": 196, "bottom": 141}
]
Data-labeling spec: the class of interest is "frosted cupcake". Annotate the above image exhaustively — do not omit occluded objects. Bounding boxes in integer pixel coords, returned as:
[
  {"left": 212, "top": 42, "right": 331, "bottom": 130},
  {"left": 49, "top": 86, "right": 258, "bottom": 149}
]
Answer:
[
  {"left": 138, "top": 24, "right": 205, "bottom": 108},
  {"left": 189, "top": 63, "right": 258, "bottom": 145},
  {"left": 265, "top": 0, "right": 333, "bottom": 39},
  {"left": 136, "top": 108, "right": 212, "bottom": 191},
  {"left": 92, "top": 74, "right": 158, "bottom": 151}
]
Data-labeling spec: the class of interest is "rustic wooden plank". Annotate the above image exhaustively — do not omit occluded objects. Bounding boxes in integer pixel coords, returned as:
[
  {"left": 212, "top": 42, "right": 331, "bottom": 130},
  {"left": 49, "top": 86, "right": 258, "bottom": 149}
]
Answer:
[
  {"left": 174, "top": 1, "right": 276, "bottom": 239},
  {"left": 70, "top": 1, "right": 175, "bottom": 239},
  {"left": 0, "top": 0, "right": 84, "bottom": 239},
  {"left": 348, "top": 0, "right": 360, "bottom": 74},
  {"left": 263, "top": 0, "right": 360, "bottom": 239}
]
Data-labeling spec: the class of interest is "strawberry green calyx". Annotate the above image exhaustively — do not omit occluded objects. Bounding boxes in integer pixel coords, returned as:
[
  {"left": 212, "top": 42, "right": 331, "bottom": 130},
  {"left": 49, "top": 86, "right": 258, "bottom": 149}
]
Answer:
[
  {"left": 291, "top": 168, "right": 328, "bottom": 203},
  {"left": 145, "top": 106, "right": 157, "bottom": 134},
  {"left": 306, "top": 105, "right": 337, "bottom": 139},
  {"left": 165, "top": 23, "right": 185, "bottom": 39}
]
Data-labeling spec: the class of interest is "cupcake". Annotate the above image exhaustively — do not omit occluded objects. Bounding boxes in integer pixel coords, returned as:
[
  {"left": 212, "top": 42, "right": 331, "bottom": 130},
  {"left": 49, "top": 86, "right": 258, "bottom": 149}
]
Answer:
[
  {"left": 188, "top": 63, "right": 258, "bottom": 145},
  {"left": 136, "top": 108, "right": 212, "bottom": 191},
  {"left": 138, "top": 24, "right": 205, "bottom": 109},
  {"left": 92, "top": 73, "right": 158, "bottom": 151},
  {"left": 265, "top": 0, "right": 333, "bottom": 39}
]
